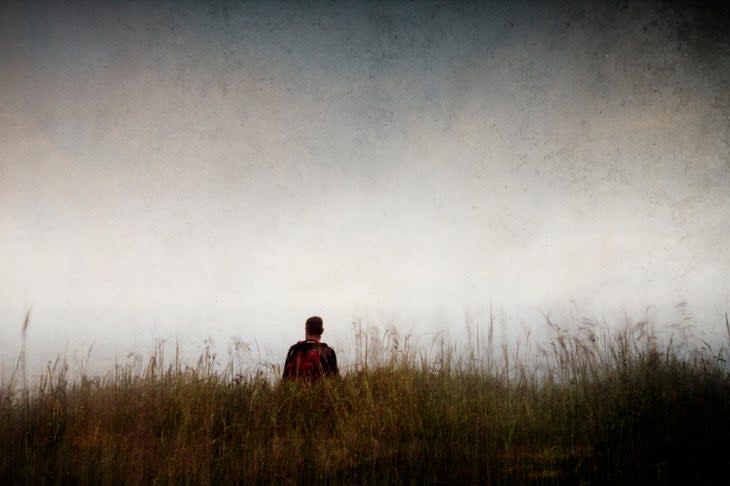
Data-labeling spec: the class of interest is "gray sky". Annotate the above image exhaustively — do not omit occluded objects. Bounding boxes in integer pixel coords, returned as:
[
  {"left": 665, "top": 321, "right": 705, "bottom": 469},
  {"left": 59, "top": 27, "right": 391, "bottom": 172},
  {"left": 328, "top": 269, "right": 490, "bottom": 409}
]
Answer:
[{"left": 1, "top": 1, "right": 729, "bottom": 375}]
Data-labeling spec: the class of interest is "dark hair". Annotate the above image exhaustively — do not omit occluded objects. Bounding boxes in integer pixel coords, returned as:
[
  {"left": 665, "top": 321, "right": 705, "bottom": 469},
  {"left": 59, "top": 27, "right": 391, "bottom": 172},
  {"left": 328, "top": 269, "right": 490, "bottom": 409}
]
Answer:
[{"left": 305, "top": 316, "right": 324, "bottom": 336}]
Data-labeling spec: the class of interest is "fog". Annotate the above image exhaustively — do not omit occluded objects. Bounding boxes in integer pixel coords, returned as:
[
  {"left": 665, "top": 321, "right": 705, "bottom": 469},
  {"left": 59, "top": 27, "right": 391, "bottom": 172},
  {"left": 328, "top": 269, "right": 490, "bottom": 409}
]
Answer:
[{"left": 1, "top": 1, "right": 728, "bottom": 378}]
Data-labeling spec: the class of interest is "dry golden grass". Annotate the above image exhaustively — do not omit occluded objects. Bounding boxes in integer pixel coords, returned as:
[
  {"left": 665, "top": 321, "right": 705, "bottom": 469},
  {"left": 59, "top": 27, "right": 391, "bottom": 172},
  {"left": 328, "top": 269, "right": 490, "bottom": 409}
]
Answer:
[{"left": 1, "top": 315, "right": 729, "bottom": 484}]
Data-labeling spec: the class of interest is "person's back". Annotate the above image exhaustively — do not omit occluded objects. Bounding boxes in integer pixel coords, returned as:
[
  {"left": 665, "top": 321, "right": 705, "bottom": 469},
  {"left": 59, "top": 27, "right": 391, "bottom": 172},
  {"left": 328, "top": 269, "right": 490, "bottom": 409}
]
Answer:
[{"left": 283, "top": 316, "right": 338, "bottom": 381}]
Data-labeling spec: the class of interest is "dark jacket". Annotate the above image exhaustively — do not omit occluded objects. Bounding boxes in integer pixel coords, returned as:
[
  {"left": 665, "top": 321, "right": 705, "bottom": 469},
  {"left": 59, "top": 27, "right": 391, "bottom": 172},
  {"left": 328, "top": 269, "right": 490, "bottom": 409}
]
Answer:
[{"left": 282, "top": 339, "right": 338, "bottom": 381}]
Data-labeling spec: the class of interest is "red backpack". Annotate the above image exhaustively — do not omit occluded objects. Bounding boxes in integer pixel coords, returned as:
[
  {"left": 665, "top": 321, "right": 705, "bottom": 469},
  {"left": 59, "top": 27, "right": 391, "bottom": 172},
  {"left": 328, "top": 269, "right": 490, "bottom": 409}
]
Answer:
[{"left": 284, "top": 340, "right": 334, "bottom": 381}]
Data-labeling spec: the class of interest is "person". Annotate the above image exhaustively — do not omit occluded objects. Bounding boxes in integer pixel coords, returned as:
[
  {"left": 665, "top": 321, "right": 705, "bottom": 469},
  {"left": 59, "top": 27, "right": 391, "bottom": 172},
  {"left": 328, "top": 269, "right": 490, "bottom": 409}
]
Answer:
[{"left": 283, "top": 316, "right": 338, "bottom": 381}]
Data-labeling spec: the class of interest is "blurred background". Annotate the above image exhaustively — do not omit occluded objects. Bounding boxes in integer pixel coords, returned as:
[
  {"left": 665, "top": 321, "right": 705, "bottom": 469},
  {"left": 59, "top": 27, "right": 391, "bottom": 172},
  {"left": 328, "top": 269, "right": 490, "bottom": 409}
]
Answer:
[{"left": 1, "top": 0, "right": 728, "bottom": 377}]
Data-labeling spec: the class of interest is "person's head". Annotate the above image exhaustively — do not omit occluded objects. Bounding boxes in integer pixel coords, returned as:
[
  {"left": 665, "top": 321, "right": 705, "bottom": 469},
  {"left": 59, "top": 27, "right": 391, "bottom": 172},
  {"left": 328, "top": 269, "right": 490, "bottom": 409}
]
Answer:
[{"left": 305, "top": 316, "right": 324, "bottom": 339}]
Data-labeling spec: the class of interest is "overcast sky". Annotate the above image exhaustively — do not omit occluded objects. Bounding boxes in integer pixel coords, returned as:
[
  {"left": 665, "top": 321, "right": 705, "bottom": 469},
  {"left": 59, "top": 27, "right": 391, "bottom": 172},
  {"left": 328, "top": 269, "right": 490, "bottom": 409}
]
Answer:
[{"left": 1, "top": 1, "right": 729, "bottom": 375}]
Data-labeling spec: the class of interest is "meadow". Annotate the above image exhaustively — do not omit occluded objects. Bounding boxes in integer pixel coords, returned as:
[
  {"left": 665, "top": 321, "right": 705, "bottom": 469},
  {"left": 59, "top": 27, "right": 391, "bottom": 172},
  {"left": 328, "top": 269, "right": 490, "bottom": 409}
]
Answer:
[{"left": 1, "top": 314, "right": 729, "bottom": 484}]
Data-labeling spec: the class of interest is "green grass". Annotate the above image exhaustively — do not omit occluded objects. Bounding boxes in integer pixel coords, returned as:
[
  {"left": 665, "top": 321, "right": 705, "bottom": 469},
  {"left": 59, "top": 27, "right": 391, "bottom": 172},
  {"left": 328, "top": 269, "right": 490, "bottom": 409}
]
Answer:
[{"left": 1, "top": 316, "right": 729, "bottom": 484}]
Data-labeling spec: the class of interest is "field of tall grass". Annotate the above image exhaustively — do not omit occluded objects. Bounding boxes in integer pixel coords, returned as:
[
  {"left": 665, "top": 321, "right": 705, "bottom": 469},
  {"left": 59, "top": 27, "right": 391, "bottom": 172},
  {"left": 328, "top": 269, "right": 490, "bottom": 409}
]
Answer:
[{"left": 2, "top": 313, "right": 729, "bottom": 484}]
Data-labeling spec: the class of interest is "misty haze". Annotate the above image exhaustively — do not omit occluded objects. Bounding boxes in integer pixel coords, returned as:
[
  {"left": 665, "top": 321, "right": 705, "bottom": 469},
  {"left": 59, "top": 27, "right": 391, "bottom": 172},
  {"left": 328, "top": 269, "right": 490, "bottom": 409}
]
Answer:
[
  {"left": 2, "top": 0, "right": 728, "bottom": 379},
  {"left": 2, "top": 1, "right": 729, "bottom": 483}
]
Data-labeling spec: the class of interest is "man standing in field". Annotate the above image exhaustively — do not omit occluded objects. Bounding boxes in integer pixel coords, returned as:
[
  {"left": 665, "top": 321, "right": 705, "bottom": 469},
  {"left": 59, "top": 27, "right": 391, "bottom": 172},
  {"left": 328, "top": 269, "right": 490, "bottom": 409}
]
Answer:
[{"left": 283, "top": 316, "right": 338, "bottom": 381}]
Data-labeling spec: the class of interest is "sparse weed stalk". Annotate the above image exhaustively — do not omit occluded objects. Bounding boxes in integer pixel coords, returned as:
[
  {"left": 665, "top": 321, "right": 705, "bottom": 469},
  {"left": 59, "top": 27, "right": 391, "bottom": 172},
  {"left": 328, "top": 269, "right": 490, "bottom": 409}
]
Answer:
[{"left": 1, "top": 314, "right": 729, "bottom": 484}]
